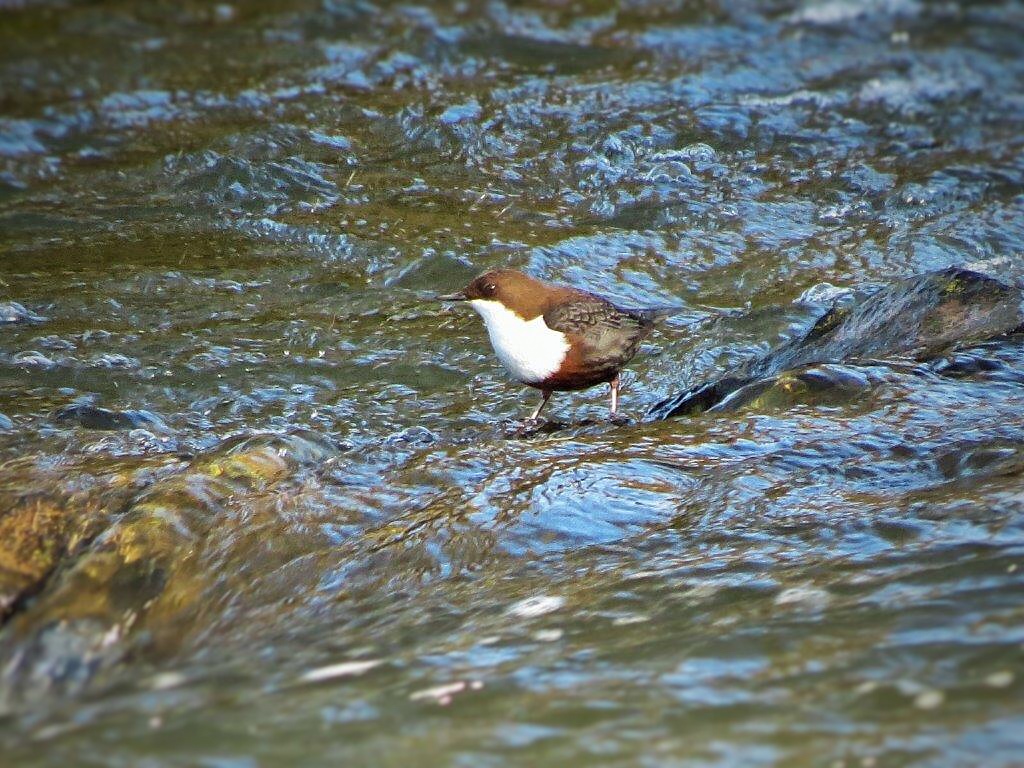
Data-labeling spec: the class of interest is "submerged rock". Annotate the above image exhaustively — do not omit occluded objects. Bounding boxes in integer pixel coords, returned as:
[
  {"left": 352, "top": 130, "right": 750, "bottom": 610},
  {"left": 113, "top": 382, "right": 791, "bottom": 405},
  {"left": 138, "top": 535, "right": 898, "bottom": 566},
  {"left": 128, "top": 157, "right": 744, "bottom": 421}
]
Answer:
[
  {"left": 51, "top": 405, "right": 170, "bottom": 433},
  {"left": 650, "top": 268, "right": 1024, "bottom": 419},
  {"left": 0, "top": 497, "right": 67, "bottom": 619},
  {"left": 0, "top": 431, "right": 338, "bottom": 713},
  {"left": 0, "top": 494, "right": 114, "bottom": 622}
]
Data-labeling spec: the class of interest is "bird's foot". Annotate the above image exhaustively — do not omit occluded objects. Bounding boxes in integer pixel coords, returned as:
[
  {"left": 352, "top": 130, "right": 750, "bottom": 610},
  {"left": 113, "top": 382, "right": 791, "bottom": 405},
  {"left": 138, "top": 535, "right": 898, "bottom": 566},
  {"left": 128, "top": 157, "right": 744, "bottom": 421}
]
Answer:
[
  {"left": 521, "top": 416, "right": 544, "bottom": 431},
  {"left": 608, "top": 412, "right": 631, "bottom": 427},
  {"left": 505, "top": 417, "right": 570, "bottom": 438},
  {"left": 504, "top": 417, "right": 543, "bottom": 438}
]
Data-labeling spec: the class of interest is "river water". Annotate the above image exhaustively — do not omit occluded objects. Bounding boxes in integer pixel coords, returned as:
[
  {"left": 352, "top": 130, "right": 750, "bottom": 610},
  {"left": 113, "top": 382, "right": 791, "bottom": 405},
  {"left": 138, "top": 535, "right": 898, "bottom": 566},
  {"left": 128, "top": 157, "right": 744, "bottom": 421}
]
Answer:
[{"left": 1, "top": 1, "right": 1023, "bottom": 765}]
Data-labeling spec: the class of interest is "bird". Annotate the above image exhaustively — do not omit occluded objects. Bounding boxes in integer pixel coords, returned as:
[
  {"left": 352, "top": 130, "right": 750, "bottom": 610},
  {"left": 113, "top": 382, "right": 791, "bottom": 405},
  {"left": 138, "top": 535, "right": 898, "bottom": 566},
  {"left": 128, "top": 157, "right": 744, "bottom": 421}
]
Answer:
[{"left": 438, "top": 269, "right": 674, "bottom": 421}]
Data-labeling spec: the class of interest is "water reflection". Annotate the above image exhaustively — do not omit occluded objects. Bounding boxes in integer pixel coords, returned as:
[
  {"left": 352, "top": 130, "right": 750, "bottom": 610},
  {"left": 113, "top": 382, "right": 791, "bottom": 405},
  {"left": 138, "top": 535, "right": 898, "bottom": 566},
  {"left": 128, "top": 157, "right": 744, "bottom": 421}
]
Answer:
[{"left": 1, "top": 0, "right": 1023, "bottom": 765}]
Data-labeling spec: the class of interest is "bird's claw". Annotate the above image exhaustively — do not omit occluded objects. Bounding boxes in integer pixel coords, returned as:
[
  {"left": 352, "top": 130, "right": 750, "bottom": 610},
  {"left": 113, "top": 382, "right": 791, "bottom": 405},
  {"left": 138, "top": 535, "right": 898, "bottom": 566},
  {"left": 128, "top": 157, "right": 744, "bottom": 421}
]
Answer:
[{"left": 507, "top": 417, "right": 544, "bottom": 437}]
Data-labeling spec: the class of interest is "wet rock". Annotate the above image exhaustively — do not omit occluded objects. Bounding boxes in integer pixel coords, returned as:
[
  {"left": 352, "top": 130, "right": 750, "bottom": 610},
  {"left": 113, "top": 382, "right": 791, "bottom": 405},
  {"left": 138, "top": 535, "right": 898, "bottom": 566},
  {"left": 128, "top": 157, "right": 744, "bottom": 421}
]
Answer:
[
  {"left": 52, "top": 405, "right": 170, "bottom": 433},
  {"left": 0, "top": 431, "right": 338, "bottom": 710},
  {"left": 651, "top": 268, "right": 1024, "bottom": 419},
  {"left": 706, "top": 363, "right": 879, "bottom": 413},
  {"left": 0, "top": 494, "right": 110, "bottom": 621},
  {"left": 0, "top": 498, "right": 64, "bottom": 618}
]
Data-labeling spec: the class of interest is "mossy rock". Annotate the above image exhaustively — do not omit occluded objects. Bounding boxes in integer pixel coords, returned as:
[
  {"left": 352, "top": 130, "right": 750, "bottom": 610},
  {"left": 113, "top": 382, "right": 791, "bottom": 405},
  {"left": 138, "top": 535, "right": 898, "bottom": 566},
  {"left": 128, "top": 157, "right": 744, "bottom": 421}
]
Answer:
[{"left": 0, "top": 494, "right": 108, "bottom": 618}]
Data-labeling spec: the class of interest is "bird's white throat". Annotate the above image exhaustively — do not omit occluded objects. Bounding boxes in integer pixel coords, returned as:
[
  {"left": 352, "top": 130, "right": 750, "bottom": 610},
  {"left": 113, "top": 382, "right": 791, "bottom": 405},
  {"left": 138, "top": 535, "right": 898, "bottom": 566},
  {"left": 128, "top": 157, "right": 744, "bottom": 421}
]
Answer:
[{"left": 468, "top": 299, "right": 569, "bottom": 384}]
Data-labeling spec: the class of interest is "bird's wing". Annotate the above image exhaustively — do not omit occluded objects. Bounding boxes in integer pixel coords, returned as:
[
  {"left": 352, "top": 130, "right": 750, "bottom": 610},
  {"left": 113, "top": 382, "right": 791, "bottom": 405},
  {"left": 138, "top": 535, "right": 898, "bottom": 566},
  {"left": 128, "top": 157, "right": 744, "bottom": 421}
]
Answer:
[{"left": 543, "top": 298, "right": 651, "bottom": 371}]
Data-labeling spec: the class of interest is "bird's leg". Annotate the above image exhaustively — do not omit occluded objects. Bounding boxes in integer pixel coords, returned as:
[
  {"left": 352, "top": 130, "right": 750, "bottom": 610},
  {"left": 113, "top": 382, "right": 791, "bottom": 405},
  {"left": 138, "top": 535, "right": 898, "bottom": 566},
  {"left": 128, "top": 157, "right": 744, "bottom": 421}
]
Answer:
[
  {"left": 609, "top": 375, "right": 620, "bottom": 415},
  {"left": 529, "top": 390, "right": 553, "bottom": 421}
]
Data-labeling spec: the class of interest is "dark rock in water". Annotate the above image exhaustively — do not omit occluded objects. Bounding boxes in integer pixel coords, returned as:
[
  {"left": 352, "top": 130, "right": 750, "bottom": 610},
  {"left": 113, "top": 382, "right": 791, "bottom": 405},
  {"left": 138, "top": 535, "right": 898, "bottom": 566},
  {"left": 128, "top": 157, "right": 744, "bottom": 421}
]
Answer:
[
  {"left": 650, "top": 268, "right": 1024, "bottom": 420},
  {"left": 51, "top": 405, "right": 171, "bottom": 433}
]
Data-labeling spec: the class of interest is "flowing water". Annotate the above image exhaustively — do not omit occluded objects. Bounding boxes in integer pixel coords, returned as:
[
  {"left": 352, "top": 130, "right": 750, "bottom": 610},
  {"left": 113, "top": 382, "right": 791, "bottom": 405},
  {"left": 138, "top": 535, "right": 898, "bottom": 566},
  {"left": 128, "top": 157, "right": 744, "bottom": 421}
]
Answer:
[{"left": 1, "top": 1, "right": 1024, "bottom": 765}]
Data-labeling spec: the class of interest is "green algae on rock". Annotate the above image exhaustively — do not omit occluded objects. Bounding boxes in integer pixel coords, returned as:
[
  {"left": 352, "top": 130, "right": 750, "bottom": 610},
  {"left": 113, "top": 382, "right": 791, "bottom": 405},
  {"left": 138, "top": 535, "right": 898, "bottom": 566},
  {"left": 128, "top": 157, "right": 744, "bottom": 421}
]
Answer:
[{"left": 0, "top": 431, "right": 337, "bottom": 712}]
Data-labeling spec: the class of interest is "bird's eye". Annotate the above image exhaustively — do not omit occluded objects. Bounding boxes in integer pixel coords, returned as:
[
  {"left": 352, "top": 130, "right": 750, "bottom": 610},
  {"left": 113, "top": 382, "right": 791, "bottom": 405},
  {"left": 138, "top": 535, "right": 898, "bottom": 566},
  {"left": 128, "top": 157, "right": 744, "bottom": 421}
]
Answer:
[{"left": 483, "top": 283, "right": 497, "bottom": 296}]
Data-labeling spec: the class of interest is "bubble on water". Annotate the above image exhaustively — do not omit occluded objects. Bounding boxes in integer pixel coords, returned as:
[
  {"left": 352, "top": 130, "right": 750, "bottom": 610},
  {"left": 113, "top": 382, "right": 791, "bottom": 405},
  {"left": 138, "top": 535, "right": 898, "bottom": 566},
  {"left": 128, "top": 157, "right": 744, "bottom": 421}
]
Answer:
[
  {"left": 913, "top": 688, "right": 944, "bottom": 710},
  {"left": 409, "top": 680, "right": 483, "bottom": 705},
  {"left": 533, "top": 629, "right": 563, "bottom": 642},
  {"left": 31, "top": 722, "right": 78, "bottom": 742},
  {"left": 0, "top": 301, "right": 46, "bottom": 323},
  {"left": 774, "top": 585, "right": 831, "bottom": 611},
  {"left": 299, "top": 659, "right": 382, "bottom": 683},
  {"left": 213, "top": 4, "right": 235, "bottom": 23},
  {"left": 90, "top": 353, "right": 141, "bottom": 370},
  {"left": 984, "top": 671, "right": 1014, "bottom": 689},
  {"left": 626, "top": 570, "right": 663, "bottom": 581},
  {"left": 12, "top": 351, "right": 57, "bottom": 368},
  {"left": 150, "top": 671, "right": 188, "bottom": 690},
  {"left": 35, "top": 335, "right": 75, "bottom": 350},
  {"left": 507, "top": 595, "right": 565, "bottom": 618},
  {"left": 790, "top": 0, "right": 921, "bottom": 25},
  {"left": 859, "top": 71, "right": 982, "bottom": 115},
  {"left": 309, "top": 131, "right": 353, "bottom": 152},
  {"left": 671, "top": 142, "right": 719, "bottom": 165},
  {"left": 682, "top": 582, "right": 721, "bottom": 602},
  {"left": 797, "top": 282, "right": 854, "bottom": 305}
]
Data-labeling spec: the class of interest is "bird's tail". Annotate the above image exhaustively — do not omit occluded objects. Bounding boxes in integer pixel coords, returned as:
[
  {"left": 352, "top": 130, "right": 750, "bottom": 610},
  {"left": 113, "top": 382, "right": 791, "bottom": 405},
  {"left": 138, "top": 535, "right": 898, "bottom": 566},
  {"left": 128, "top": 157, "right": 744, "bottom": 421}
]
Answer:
[{"left": 633, "top": 306, "right": 724, "bottom": 333}]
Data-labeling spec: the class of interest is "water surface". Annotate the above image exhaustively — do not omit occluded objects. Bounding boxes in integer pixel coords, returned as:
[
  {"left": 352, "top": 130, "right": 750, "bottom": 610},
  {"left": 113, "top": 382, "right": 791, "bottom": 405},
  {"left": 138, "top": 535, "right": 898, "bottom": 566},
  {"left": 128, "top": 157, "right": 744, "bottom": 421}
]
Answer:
[{"left": 1, "top": 1, "right": 1024, "bottom": 765}]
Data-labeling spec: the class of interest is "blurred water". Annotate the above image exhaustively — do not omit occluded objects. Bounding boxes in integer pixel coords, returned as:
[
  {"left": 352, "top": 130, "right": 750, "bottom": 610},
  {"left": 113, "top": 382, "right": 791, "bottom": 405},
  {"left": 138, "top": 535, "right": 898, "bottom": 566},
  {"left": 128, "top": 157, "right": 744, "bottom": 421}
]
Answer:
[{"left": 1, "top": 1, "right": 1023, "bottom": 765}]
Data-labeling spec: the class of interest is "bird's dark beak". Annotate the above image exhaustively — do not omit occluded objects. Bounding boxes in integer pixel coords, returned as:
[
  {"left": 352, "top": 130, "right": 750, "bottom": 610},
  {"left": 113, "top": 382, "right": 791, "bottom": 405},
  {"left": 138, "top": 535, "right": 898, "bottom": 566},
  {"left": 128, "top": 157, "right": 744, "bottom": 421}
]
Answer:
[{"left": 435, "top": 290, "right": 469, "bottom": 302}]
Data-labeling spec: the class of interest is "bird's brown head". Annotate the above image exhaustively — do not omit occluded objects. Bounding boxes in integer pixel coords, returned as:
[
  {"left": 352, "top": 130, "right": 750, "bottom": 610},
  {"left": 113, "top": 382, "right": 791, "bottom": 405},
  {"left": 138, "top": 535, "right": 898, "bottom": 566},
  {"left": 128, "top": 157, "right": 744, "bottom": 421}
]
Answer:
[{"left": 439, "top": 269, "right": 558, "bottom": 319}]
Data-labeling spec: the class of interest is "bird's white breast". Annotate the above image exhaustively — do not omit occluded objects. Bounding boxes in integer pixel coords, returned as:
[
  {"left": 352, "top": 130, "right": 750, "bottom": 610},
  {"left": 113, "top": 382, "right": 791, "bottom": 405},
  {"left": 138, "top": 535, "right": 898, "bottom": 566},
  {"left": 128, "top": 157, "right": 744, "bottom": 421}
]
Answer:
[{"left": 469, "top": 299, "right": 569, "bottom": 384}]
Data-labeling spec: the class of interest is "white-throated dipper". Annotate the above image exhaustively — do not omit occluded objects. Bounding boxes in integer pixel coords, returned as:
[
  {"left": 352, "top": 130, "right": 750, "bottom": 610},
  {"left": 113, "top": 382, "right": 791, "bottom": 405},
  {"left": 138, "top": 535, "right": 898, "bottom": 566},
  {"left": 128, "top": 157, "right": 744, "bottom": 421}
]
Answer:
[{"left": 439, "top": 269, "right": 674, "bottom": 420}]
